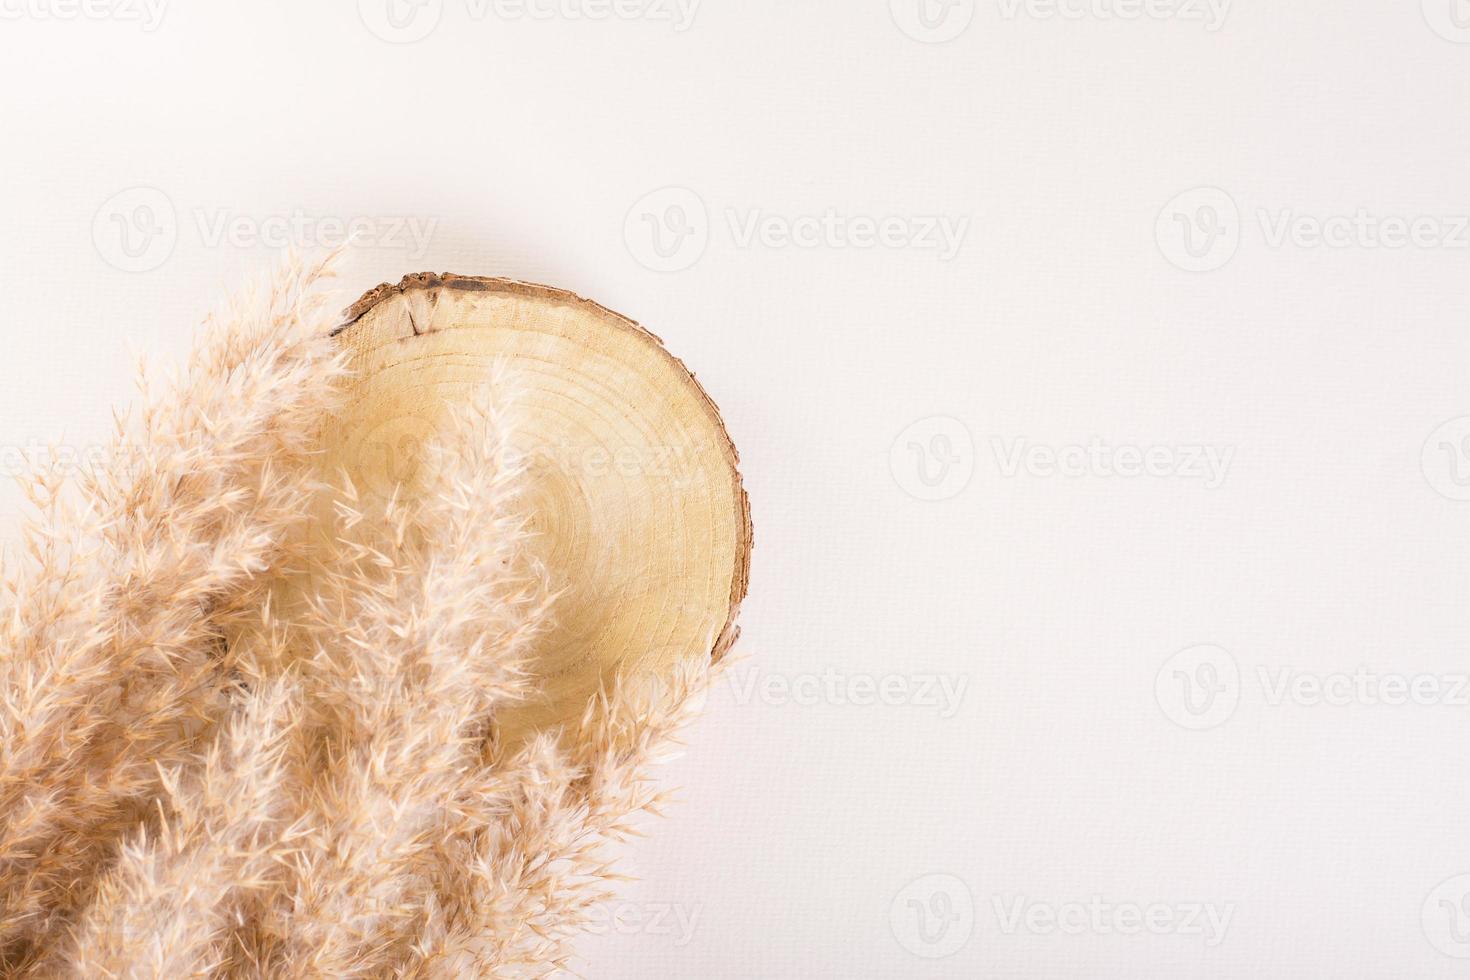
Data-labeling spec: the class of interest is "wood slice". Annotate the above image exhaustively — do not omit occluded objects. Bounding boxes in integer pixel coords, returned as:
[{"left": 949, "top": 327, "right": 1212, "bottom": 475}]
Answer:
[{"left": 325, "top": 273, "right": 750, "bottom": 737}]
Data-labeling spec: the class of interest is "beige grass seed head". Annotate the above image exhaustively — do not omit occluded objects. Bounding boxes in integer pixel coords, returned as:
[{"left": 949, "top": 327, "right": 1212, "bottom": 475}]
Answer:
[{"left": 0, "top": 254, "right": 729, "bottom": 980}]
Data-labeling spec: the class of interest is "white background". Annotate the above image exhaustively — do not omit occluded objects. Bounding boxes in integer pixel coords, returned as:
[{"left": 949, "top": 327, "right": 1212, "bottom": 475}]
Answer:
[{"left": 4, "top": 0, "right": 1470, "bottom": 976}]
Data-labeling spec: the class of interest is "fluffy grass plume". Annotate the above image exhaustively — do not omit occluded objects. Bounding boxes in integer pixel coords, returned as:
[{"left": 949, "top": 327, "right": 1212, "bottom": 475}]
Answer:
[
  {"left": 255, "top": 398, "right": 555, "bottom": 978},
  {"left": 404, "top": 657, "right": 720, "bottom": 978},
  {"left": 0, "top": 253, "right": 350, "bottom": 966},
  {"left": 61, "top": 673, "right": 303, "bottom": 979},
  {"left": 0, "top": 255, "right": 722, "bottom": 979}
]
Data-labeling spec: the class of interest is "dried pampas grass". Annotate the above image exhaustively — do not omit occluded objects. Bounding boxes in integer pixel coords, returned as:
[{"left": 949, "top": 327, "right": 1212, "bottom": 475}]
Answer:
[
  {"left": 0, "top": 255, "right": 723, "bottom": 979},
  {"left": 0, "top": 253, "right": 351, "bottom": 962}
]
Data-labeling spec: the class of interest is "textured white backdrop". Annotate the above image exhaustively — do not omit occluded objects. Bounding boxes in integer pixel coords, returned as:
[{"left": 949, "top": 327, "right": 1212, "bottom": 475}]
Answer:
[{"left": 3, "top": 0, "right": 1470, "bottom": 976}]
